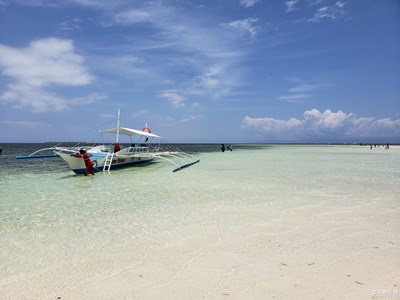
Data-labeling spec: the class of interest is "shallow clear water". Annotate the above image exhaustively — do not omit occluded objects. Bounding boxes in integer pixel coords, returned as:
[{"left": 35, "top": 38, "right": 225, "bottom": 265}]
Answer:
[{"left": 1, "top": 144, "right": 399, "bottom": 281}]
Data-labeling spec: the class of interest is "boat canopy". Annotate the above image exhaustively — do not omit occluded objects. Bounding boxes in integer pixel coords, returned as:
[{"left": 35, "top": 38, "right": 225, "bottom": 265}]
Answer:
[{"left": 101, "top": 127, "right": 162, "bottom": 139}]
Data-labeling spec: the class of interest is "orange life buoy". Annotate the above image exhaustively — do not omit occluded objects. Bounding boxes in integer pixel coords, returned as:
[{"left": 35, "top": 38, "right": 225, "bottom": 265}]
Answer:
[{"left": 142, "top": 127, "right": 152, "bottom": 133}]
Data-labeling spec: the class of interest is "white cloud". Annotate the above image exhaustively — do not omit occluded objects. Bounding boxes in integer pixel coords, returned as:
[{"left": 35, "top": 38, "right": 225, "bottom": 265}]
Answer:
[
  {"left": 90, "top": 54, "right": 147, "bottom": 77},
  {"left": 110, "top": 3, "right": 248, "bottom": 57},
  {"left": 112, "top": 9, "right": 154, "bottom": 25},
  {"left": 110, "top": 4, "right": 230, "bottom": 57},
  {"left": 0, "top": 38, "right": 99, "bottom": 112},
  {"left": 0, "top": 0, "right": 7, "bottom": 9},
  {"left": 193, "top": 66, "right": 222, "bottom": 90},
  {"left": 0, "top": 84, "right": 66, "bottom": 112},
  {"left": 335, "top": 1, "right": 345, "bottom": 9},
  {"left": 180, "top": 114, "right": 204, "bottom": 123},
  {"left": 0, "top": 83, "right": 105, "bottom": 112},
  {"left": 0, "top": 38, "right": 92, "bottom": 87},
  {"left": 60, "top": 18, "right": 82, "bottom": 31},
  {"left": 165, "top": 114, "right": 204, "bottom": 124},
  {"left": 280, "top": 83, "right": 320, "bottom": 103},
  {"left": 242, "top": 109, "right": 400, "bottom": 140},
  {"left": 223, "top": 18, "right": 260, "bottom": 39},
  {"left": 187, "top": 64, "right": 241, "bottom": 99},
  {"left": 191, "top": 102, "right": 200, "bottom": 109},
  {"left": 306, "top": 0, "right": 325, "bottom": 5},
  {"left": 109, "top": 3, "right": 247, "bottom": 100},
  {"left": 308, "top": 1, "right": 346, "bottom": 22},
  {"left": 289, "top": 84, "right": 318, "bottom": 93},
  {"left": 2, "top": 120, "right": 46, "bottom": 127},
  {"left": 303, "top": 108, "right": 351, "bottom": 129},
  {"left": 287, "top": 1, "right": 346, "bottom": 23},
  {"left": 10, "top": 0, "right": 117, "bottom": 8},
  {"left": 159, "top": 90, "right": 186, "bottom": 108},
  {"left": 286, "top": 0, "right": 299, "bottom": 12},
  {"left": 242, "top": 116, "right": 302, "bottom": 132},
  {"left": 239, "top": 0, "right": 260, "bottom": 8},
  {"left": 279, "top": 93, "right": 312, "bottom": 102},
  {"left": 131, "top": 109, "right": 148, "bottom": 118},
  {"left": 69, "top": 93, "right": 107, "bottom": 105}
]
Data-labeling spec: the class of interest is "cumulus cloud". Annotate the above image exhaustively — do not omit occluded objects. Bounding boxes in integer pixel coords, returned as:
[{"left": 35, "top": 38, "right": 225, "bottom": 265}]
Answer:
[
  {"left": 0, "top": 38, "right": 99, "bottom": 112},
  {"left": 242, "top": 109, "right": 400, "bottom": 141},
  {"left": 303, "top": 108, "right": 351, "bottom": 129},
  {"left": 0, "top": 38, "right": 92, "bottom": 87},
  {"left": 243, "top": 116, "right": 302, "bottom": 132}
]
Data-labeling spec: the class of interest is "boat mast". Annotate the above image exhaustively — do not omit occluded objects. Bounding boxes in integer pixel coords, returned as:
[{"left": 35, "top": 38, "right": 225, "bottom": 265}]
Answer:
[{"left": 116, "top": 108, "right": 120, "bottom": 143}]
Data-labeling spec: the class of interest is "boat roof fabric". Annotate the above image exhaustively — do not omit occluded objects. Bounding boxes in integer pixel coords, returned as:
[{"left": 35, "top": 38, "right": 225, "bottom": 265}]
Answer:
[{"left": 101, "top": 127, "right": 162, "bottom": 138}]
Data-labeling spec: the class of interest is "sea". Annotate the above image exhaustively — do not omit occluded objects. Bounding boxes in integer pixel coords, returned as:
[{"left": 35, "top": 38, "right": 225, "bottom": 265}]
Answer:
[{"left": 0, "top": 143, "right": 399, "bottom": 298}]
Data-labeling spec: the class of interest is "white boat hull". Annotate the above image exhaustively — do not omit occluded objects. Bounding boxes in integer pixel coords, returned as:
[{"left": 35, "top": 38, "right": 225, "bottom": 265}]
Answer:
[{"left": 57, "top": 151, "right": 154, "bottom": 174}]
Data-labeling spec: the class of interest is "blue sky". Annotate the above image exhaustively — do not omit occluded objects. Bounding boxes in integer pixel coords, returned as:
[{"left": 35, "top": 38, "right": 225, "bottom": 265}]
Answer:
[{"left": 0, "top": 0, "right": 399, "bottom": 143}]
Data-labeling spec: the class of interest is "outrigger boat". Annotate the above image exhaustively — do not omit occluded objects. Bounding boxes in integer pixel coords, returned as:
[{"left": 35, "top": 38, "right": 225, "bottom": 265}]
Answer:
[{"left": 20, "top": 109, "right": 199, "bottom": 174}]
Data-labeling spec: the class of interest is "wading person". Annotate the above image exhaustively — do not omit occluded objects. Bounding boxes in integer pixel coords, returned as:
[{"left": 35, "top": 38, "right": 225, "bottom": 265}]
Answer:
[{"left": 74, "top": 149, "right": 94, "bottom": 175}]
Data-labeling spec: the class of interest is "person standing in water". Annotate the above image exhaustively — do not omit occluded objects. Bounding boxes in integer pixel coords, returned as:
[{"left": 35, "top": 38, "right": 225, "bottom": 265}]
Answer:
[
  {"left": 113, "top": 142, "right": 121, "bottom": 153},
  {"left": 74, "top": 149, "right": 94, "bottom": 175}
]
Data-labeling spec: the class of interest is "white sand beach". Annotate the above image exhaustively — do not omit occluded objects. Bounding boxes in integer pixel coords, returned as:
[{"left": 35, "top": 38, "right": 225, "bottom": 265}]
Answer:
[{"left": 2, "top": 199, "right": 399, "bottom": 299}]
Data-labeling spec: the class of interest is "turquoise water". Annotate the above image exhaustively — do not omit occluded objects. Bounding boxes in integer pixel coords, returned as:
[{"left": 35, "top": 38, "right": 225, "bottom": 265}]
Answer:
[{"left": 1, "top": 144, "right": 399, "bottom": 287}]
